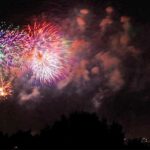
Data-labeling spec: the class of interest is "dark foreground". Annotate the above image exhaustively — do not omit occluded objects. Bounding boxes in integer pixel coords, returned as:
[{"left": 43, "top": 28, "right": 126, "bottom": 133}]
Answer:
[{"left": 0, "top": 112, "right": 150, "bottom": 149}]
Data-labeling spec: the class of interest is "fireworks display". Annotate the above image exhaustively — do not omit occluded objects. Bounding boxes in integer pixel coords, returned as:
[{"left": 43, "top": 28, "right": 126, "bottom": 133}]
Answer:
[
  {"left": 0, "top": 22, "right": 29, "bottom": 69},
  {"left": 0, "top": 1, "right": 140, "bottom": 106},
  {"left": 0, "top": 20, "right": 72, "bottom": 99},
  {"left": 0, "top": 76, "right": 12, "bottom": 99},
  {"left": 23, "top": 22, "right": 70, "bottom": 84},
  {"left": 0, "top": 0, "right": 149, "bottom": 140}
]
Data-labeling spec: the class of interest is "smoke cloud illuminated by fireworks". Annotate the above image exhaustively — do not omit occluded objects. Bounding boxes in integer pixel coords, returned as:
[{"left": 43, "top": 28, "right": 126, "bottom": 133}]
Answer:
[{"left": 0, "top": 1, "right": 149, "bottom": 138}]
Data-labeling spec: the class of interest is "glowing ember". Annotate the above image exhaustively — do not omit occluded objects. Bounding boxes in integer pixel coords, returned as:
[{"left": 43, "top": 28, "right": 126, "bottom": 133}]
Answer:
[{"left": 0, "top": 77, "right": 12, "bottom": 99}]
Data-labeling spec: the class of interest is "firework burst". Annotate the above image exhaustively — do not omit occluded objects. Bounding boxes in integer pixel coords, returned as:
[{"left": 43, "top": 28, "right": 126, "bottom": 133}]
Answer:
[
  {"left": 0, "top": 22, "right": 29, "bottom": 69},
  {"left": 0, "top": 76, "right": 12, "bottom": 99},
  {"left": 23, "top": 21, "right": 71, "bottom": 84}
]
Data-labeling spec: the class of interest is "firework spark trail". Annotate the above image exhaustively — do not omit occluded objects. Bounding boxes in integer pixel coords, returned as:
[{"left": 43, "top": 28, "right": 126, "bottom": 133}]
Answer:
[
  {"left": 0, "top": 22, "right": 29, "bottom": 70},
  {"left": 23, "top": 21, "right": 71, "bottom": 84}
]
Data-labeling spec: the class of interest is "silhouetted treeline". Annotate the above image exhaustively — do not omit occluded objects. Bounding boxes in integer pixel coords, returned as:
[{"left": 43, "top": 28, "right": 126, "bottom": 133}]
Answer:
[{"left": 0, "top": 112, "right": 149, "bottom": 149}]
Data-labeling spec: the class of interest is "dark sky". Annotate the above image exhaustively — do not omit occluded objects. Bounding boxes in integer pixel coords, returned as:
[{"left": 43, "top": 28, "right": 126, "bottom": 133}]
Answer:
[
  {"left": 0, "top": 0, "right": 150, "bottom": 139},
  {"left": 0, "top": 0, "right": 150, "bottom": 23}
]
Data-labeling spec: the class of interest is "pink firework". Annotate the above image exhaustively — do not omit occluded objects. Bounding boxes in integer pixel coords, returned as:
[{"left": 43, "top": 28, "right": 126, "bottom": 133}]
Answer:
[{"left": 23, "top": 21, "right": 71, "bottom": 84}]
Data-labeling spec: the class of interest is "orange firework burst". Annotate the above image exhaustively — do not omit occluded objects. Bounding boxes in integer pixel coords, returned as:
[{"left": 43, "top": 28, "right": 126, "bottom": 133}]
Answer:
[{"left": 0, "top": 77, "right": 12, "bottom": 99}]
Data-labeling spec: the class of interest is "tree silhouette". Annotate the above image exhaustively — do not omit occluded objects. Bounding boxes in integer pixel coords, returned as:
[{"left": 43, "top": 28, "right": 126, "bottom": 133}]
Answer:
[{"left": 0, "top": 112, "right": 149, "bottom": 149}]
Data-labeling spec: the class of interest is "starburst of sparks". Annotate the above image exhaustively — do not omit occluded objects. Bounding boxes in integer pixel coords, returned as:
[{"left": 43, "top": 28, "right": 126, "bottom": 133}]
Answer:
[
  {"left": 0, "top": 22, "right": 29, "bottom": 69},
  {"left": 23, "top": 21, "right": 71, "bottom": 84}
]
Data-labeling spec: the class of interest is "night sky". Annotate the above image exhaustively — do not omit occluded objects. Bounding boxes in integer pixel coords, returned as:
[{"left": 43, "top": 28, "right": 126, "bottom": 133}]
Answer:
[{"left": 0, "top": 0, "right": 150, "bottom": 139}]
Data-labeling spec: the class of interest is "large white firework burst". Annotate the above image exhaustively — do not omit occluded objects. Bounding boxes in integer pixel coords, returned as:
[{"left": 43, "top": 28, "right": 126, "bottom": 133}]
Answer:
[{"left": 24, "top": 21, "right": 71, "bottom": 84}]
